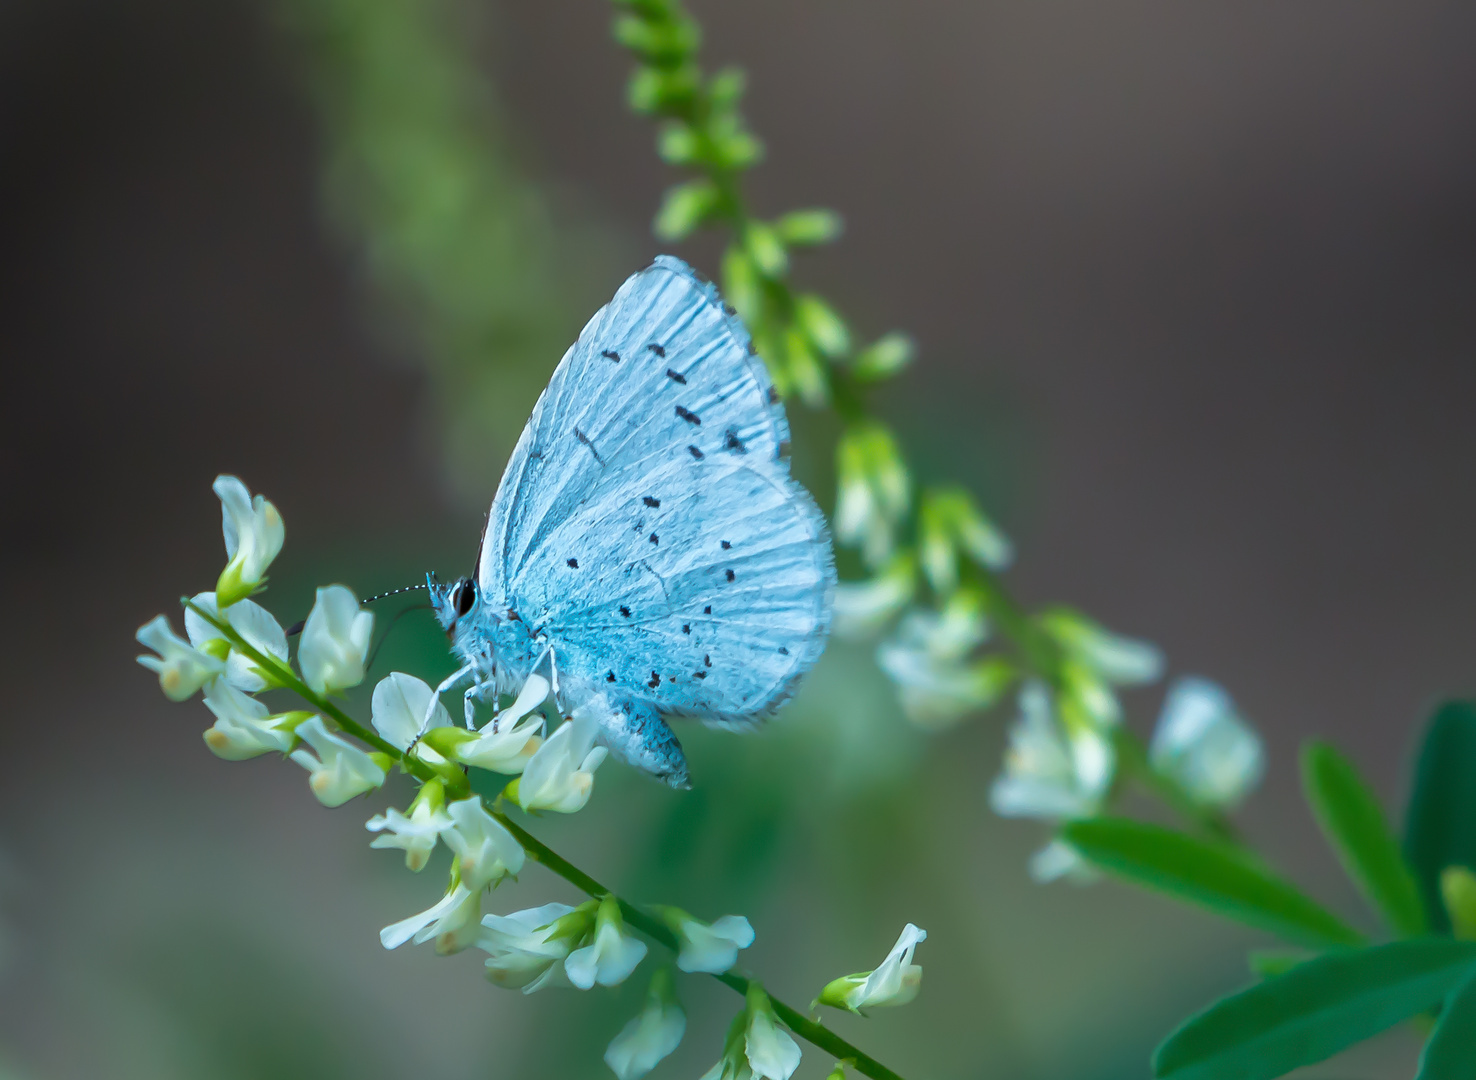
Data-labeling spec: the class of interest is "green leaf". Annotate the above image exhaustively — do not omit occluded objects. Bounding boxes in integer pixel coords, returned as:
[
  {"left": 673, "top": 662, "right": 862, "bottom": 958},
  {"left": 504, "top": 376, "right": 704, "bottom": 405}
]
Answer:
[
  {"left": 1155, "top": 940, "right": 1476, "bottom": 1080},
  {"left": 1246, "top": 949, "right": 1311, "bottom": 979},
  {"left": 1404, "top": 701, "right": 1476, "bottom": 934},
  {"left": 1062, "top": 819, "right": 1363, "bottom": 948},
  {"left": 794, "top": 294, "right": 850, "bottom": 357},
  {"left": 1416, "top": 964, "right": 1476, "bottom": 1079},
  {"left": 1302, "top": 740, "right": 1427, "bottom": 936}
]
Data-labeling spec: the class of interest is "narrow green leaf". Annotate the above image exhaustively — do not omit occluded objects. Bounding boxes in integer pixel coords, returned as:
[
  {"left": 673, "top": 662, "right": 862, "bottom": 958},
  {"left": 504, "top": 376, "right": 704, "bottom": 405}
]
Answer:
[
  {"left": 850, "top": 332, "right": 914, "bottom": 381},
  {"left": 653, "top": 180, "right": 718, "bottom": 241},
  {"left": 775, "top": 209, "right": 843, "bottom": 247},
  {"left": 1246, "top": 949, "right": 1311, "bottom": 979},
  {"left": 1063, "top": 818, "right": 1362, "bottom": 948},
  {"left": 1440, "top": 867, "right": 1476, "bottom": 940},
  {"left": 1404, "top": 701, "right": 1476, "bottom": 934},
  {"left": 1155, "top": 940, "right": 1476, "bottom": 1080},
  {"left": 1302, "top": 740, "right": 1427, "bottom": 936},
  {"left": 1416, "top": 964, "right": 1476, "bottom": 1079},
  {"left": 743, "top": 221, "right": 787, "bottom": 278}
]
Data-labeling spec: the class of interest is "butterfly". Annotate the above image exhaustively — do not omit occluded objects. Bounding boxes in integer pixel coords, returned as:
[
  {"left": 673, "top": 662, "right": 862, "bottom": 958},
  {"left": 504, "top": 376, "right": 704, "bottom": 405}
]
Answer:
[{"left": 424, "top": 256, "right": 835, "bottom": 787}]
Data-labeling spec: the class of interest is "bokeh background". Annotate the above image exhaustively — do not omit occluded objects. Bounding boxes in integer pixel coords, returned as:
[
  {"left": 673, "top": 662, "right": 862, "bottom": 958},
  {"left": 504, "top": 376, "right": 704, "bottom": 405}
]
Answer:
[{"left": 3, "top": 2, "right": 1476, "bottom": 1077}]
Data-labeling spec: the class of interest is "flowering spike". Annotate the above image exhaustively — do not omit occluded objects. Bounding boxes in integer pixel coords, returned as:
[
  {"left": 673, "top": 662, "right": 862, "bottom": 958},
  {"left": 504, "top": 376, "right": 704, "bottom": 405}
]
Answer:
[
  {"left": 213, "top": 475, "right": 284, "bottom": 606},
  {"left": 136, "top": 614, "right": 225, "bottom": 701},
  {"left": 298, "top": 585, "right": 374, "bottom": 695}
]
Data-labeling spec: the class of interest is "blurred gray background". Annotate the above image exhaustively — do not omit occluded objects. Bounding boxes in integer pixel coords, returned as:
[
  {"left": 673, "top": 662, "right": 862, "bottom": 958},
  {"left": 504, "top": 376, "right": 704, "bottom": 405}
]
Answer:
[{"left": 2, "top": 2, "right": 1475, "bottom": 1077}]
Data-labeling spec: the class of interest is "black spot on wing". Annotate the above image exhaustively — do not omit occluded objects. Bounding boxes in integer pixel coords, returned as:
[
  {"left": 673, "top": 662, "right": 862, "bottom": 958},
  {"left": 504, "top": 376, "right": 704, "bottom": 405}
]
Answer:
[
  {"left": 703, "top": 605, "right": 711, "bottom": 615},
  {"left": 606, "top": 671, "right": 616, "bottom": 682},
  {"left": 648, "top": 671, "right": 661, "bottom": 688},
  {"left": 720, "top": 540, "right": 731, "bottom": 550},
  {"left": 704, "top": 654, "right": 712, "bottom": 667},
  {"left": 567, "top": 558, "right": 578, "bottom": 568},
  {"left": 601, "top": 349, "right": 621, "bottom": 362},
  {"left": 619, "top": 605, "right": 631, "bottom": 618},
  {"left": 648, "top": 343, "right": 666, "bottom": 357},
  {"left": 649, "top": 533, "right": 659, "bottom": 545},
  {"left": 723, "top": 428, "right": 746, "bottom": 454},
  {"left": 675, "top": 405, "right": 701, "bottom": 426},
  {"left": 767, "top": 385, "right": 780, "bottom": 404},
  {"left": 643, "top": 496, "right": 660, "bottom": 508},
  {"left": 694, "top": 670, "right": 707, "bottom": 679},
  {"left": 725, "top": 569, "right": 735, "bottom": 582},
  {"left": 688, "top": 445, "right": 704, "bottom": 460},
  {"left": 574, "top": 427, "right": 605, "bottom": 465},
  {"left": 778, "top": 646, "right": 789, "bottom": 655},
  {"left": 681, "top": 624, "right": 690, "bottom": 634},
  {"left": 665, "top": 368, "right": 687, "bottom": 385}
]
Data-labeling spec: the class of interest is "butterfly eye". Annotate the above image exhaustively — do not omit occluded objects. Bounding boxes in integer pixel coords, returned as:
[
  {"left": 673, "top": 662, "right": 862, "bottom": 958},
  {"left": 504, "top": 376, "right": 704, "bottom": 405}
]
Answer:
[{"left": 454, "top": 580, "right": 476, "bottom": 617}]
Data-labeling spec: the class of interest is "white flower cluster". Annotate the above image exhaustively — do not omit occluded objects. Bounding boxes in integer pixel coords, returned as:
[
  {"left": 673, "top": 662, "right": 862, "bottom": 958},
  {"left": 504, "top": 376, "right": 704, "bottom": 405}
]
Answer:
[{"left": 139, "top": 475, "right": 842, "bottom": 1080}]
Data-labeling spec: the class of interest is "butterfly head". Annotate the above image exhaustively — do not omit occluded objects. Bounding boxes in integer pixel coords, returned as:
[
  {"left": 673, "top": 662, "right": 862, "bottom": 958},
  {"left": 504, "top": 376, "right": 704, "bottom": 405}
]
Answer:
[{"left": 427, "top": 571, "right": 478, "bottom": 634}]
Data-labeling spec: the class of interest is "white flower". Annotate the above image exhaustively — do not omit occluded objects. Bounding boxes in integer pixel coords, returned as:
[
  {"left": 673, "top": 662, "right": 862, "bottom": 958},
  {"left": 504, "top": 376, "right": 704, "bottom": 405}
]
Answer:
[
  {"left": 660, "top": 907, "right": 754, "bottom": 974},
  {"left": 289, "top": 715, "right": 386, "bottom": 806},
  {"left": 743, "top": 989, "right": 802, "bottom": 1080},
  {"left": 1028, "top": 839, "right": 1099, "bottom": 885},
  {"left": 453, "top": 710, "right": 544, "bottom": 774},
  {"left": 990, "top": 682, "right": 1112, "bottom": 820},
  {"left": 817, "top": 923, "right": 927, "bottom": 1013},
  {"left": 380, "top": 882, "right": 480, "bottom": 951},
  {"left": 136, "top": 614, "right": 225, "bottom": 701},
  {"left": 366, "top": 783, "right": 452, "bottom": 872},
  {"left": 876, "top": 608, "right": 1014, "bottom": 731},
  {"left": 298, "top": 585, "right": 373, "bottom": 695},
  {"left": 213, "top": 474, "right": 285, "bottom": 605},
  {"left": 477, "top": 902, "right": 590, "bottom": 992},
  {"left": 831, "top": 554, "right": 917, "bottom": 638},
  {"left": 441, "top": 797, "right": 524, "bottom": 891},
  {"left": 565, "top": 894, "right": 647, "bottom": 989},
  {"left": 201, "top": 678, "right": 306, "bottom": 760},
  {"left": 1039, "top": 608, "right": 1163, "bottom": 686},
  {"left": 183, "top": 591, "right": 288, "bottom": 693},
  {"left": 1150, "top": 677, "right": 1264, "bottom": 809},
  {"left": 507, "top": 712, "right": 607, "bottom": 814},
  {"left": 370, "top": 672, "right": 452, "bottom": 755},
  {"left": 835, "top": 425, "right": 909, "bottom": 568},
  {"left": 605, "top": 968, "right": 686, "bottom": 1080}
]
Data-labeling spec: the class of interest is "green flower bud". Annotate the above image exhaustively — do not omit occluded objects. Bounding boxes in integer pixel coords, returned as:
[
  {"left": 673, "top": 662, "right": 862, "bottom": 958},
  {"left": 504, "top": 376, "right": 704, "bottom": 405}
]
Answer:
[
  {"left": 654, "top": 179, "right": 719, "bottom": 240},
  {"left": 776, "top": 208, "right": 843, "bottom": 247},
  {"left": 852, "top": 332, "right": 915, "bottom": 381},
  {"left": 794, "top": 294, "right": 850, "bottom": 357},
  {"left": 1442, "top": 866, "right": 1476, "bottom": 940},
  {"left": 743, "top": 221, "right": 788, "bottom": 279}
]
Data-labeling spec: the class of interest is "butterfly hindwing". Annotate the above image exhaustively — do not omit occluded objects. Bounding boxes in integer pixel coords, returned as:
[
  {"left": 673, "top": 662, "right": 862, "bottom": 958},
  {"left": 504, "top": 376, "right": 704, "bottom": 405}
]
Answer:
[
  {"left": 510, "top": 457, "right": 834, "bottom": 724},
  {"left": 479, "top": 256, "right": 788, "bottom": 601}
]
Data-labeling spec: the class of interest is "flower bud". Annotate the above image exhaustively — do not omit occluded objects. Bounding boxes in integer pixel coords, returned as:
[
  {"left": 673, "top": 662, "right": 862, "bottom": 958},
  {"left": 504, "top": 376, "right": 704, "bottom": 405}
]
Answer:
[
  {"left": 298, "top": 585, "right": 373, "bottom": 695},
  {"left": 213, "top": 475, "right": 284, "bottom": 606}
]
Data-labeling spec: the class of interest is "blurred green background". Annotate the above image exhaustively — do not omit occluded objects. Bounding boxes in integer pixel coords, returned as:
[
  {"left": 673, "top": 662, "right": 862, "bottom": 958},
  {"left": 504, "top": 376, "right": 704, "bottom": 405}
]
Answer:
[{"left": 3, "top": 1, "right": 1476, "bottom": 1077}]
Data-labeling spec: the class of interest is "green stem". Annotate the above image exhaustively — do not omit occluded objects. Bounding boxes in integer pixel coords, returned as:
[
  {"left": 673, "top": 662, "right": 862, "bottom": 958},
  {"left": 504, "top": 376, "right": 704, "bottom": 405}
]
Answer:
[{"left": 183, "top": 597, "right": 906, "bottom": 1080}]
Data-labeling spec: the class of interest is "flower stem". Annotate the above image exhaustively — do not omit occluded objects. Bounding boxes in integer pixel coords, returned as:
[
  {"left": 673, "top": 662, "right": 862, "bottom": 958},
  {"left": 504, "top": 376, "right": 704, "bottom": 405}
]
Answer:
[{"left": 184, "top": 598, "right": 909, "bottom": 1080}]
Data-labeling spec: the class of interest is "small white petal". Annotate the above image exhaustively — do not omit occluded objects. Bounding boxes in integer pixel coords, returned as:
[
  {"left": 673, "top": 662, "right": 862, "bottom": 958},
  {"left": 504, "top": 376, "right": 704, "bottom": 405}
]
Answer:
[
  {"left": 184, "top": 592, "right": 289, "bottom": 692},
  {"left": 441, "top": 797, "right": 524, "bottom": 891},
  {"left": 513, "top": 713, "right": 604, "bottom": 813},
  {"left": 566, "top": 919, "right": 647, "bottom": 989},
  {"left": 847, "top": 923, "right": 926, "bottom": 1009},
  {"left": 371, "top": 672, "right": 451, "bottom": 751},
  {"left": 289, "top": 715, "right": 384, "bottom": 807},
  {"left": 605, "top": 976, "right": 686, "bottom": 1080},
  {"left": 380, "top": 884, "right": 474, "bottom": 950},
  {"left": 745, "top": 1008, "right": 801, "bottom": 1080},
  {"left": 455, "top": 711, "right": 544, "bottom": 774},
  {"left": 136, "top": 615, "right": 224, "bottom": 701},
  {"left": 674, "top": 913, "right": 755, "bottom": 974},
  {"left": 201, "top": 678, "right": 298, "bottom": 760}
]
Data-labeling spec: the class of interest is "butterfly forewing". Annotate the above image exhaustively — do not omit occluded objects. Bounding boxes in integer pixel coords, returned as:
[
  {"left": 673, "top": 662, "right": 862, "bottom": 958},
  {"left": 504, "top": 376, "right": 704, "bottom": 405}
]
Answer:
[{"left": 480, "top": 257, "right": 789, "bottom": 599}]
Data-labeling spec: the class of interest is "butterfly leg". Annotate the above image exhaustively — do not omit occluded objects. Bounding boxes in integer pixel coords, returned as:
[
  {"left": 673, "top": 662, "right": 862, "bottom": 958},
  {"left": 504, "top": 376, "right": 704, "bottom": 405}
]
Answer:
[
  {"left": 572, "top": 689, "right": 690, "bottom": 789},
  {"left": 425, "top": 662, "right": 475, "bottom": 732}
]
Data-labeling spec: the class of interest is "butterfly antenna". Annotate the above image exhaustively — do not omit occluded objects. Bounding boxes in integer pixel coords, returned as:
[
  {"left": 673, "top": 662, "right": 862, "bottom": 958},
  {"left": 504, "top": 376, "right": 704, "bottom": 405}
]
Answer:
[{"left": 284, "top": 583, "right": 430, "bottom": 637}]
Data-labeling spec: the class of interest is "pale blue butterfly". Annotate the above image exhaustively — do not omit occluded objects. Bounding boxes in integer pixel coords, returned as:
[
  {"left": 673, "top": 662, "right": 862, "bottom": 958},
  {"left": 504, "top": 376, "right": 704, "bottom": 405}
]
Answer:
[{"left": 424, "top": 256, "right": 835, "bottom": 787}]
